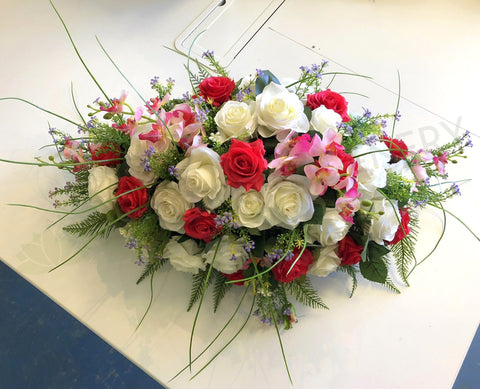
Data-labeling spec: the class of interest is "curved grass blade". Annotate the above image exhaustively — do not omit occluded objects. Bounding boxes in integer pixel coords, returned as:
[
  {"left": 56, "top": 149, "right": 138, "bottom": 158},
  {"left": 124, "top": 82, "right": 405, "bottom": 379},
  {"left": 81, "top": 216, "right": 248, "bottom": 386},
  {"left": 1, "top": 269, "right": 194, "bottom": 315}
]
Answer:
[
  {"left": 49, "top": 0, "right": 111, "bottom": 103},
  {"left": 169, "top": 286, "right": 250, "bottom": 382}
]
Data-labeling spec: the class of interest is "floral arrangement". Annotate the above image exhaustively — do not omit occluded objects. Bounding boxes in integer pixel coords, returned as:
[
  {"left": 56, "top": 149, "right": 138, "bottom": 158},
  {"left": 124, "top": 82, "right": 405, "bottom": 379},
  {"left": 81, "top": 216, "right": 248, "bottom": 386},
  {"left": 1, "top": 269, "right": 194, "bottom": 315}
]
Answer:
[{"left": 1, "top": 6, "right": 476, "bottom": 381}]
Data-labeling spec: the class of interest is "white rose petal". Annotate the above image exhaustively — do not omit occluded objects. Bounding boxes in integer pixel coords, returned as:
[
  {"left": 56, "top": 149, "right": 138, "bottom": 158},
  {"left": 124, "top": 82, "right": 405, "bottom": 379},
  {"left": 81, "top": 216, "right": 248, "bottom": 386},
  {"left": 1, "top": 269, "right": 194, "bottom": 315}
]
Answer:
[
  {"left": 231, "top": 186, "right": 271, "bottom": 229},
  {"left": 87, "top": 166, "right": 118, "bottom": 213},
  {"left": 353, "top": 142, "right": 391, "bottom": 199},
  {"left": 264, "top": 175, "right": 314, "bottom": 230},
  {"left": 307, "top": 208, "right": 351, "bottom": 246},
  {"left": 203, "top": 235, "right": 248, "bottom": 274},
  {"left": 176, "top": 146, "right": 229, "bottom": 210},
  {"left": 369, "top": 198, "right": 400, "bottom": 244},
  {"left": 310, "top": 106, "right": 342, "bottom": 134},
  {"left": 164, "top": 237, "right": 205, "bottom": 274},
  {"left": 150, "top": 181, "right": 192, "bottom": 233},
  {"left": 214, "top": 100, "right": 256, "bottom": 142},
  {"left": 308, "top": 245, "right": 341, "bottom": 277},
  {"left": 125, "top": 125, "right": 160, "bottom": 186},
  {"left": 256, "top": 82, "right": 309, "bottom": 139}
]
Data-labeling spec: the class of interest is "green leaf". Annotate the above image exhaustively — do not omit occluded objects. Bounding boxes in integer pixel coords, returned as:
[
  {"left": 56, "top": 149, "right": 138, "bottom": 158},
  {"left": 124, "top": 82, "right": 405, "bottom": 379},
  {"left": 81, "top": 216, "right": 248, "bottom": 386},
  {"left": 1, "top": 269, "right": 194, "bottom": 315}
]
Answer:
[
  {"left": 359, "top": 256, "right": 388, "bottom": 283},
  {"left": 187, "top": 268, "right": 213, "bottom": 312},
  {"left": 252, "top": 231, "right": 266, "bottom": 258},
  {"left": 307, "top": 197, "right": 326, "bottom": 225},
  {"left": 304, "top": 105, "right": 312, "bottom": 121},
  {"left": 255, "top": 70, "right": 280, "bottom": 95},
  {"left": 367, "top": 241, "right": 390, "bottom": 261},
  {"left": 285, "top": 275, "right": 328, "bottom": 309}
]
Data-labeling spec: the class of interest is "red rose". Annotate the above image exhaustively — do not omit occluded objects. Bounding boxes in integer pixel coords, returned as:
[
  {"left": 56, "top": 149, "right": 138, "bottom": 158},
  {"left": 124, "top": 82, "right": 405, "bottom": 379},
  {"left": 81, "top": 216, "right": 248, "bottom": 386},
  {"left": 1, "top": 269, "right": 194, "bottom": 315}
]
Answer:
[
  {"left": 116, "top": 176, "right": 148, "bottom": 219},
  {"left": 183, "top": 207, "right": 219, "bottom": 243},
  {"left": 89, "top": 143, "right": 123, "bottom": 167},
  {"left": 387, "top": 208, "right": 411, "bottom": 245},
  {"left": 338, "top": 235, "right": 363, "bottom": 266},
  {"left": 198, "top": 76, "right": 236, "bottom": 107},
  {"left": 381, "top": 136, "right": 409, "bottom": 161},
  {"left": 223, "top": 270, "right": 245, "bottom": 286},
  {"left": 272, "top": 248, "right": 314, "bottom": 283},
  {"left": 220, "top": 139, "right": 268, "bottom": 192},
  {"left": 306, "top": 89, "right": 350, "bottom": 122}
]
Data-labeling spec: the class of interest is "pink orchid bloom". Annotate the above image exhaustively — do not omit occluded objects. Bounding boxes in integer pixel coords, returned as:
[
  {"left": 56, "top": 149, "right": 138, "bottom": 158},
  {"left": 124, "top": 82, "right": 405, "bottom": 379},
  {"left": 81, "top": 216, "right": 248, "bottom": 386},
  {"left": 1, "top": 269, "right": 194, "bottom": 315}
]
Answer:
[
  {"left": 334, "top": 162, "right": 358, "bottom": 191},
  {"left": 269, "top": 134, "right": 314, "bottom": 176},
  {"left": 145, "top": 94, "right": 170, "bottom": 115},
  {"left": 100, "top": 91, "right": 127, "bottom": 114},
  {"left": 309, "top": 130, "right": 343, "bottom": 169},
  {"left": 433, "top": 152, "right": 448, "bottom": 175},
  {"left": 304, "top": 164, "right": 340, "bottom": 196},
  {"left": 412, "top": 163, "right": 429, "bottom": 182},
  {"left": 112, "top": 108, "right": 143, "bottom": 137},
  {"left": 335, "top": 187, "right": 361, "bottom": 224}
]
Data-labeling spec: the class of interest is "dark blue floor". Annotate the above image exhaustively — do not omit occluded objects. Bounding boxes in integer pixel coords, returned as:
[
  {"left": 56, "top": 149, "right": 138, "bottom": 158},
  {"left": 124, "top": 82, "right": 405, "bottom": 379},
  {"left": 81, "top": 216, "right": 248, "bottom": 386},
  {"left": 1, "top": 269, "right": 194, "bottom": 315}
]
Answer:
[
  {"left": 0, "top": 261, "right": 165, "bottom": 389},
  {"left": 0, "top": 260, "right": 478, "bottom": 389}
]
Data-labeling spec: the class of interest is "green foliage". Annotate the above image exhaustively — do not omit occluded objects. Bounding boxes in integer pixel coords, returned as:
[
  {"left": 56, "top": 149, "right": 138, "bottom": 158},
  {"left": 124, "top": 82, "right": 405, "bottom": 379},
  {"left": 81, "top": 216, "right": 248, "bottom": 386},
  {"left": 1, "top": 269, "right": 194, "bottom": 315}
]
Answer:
[
  {"left": 349, "top": 211, "right": 372, "bottom": 247},
  {"left": 212, "top": 270, "right": 233, "bottom": 312},
  {"left": 89, "top": 121, "right": 130, "bottom": 151},
  {"left": 285, "top": 275, "right": 328, "bottom": 309},
  {"left": 49, "top": 169, "right": 90, "bottom": 207},
  {"left": 391, "top": 210, "right": 419, "bottom": 285},
  {"left": 148, "top": 146, "right": 184, "bottom": 180},
  {"left": 337, "top": 265, "right": 359, "bottom": 298},
  {"left": 383, "top": 172, "right": 415, "bottom": 208},
  {"left": 136, "top": 256, "right": 168, "bottom": 285},
  {"left": 63, "top": 211, "right": 115, "bottom": 239},
  {"left": 359, "top": 255, "right": 388, "bottom": 284},
  {"left": 307, "top": 197, "right": 326, "bottom": 225},
  {"left": 255, "top": 70, "right": 280, "bottom": 95},
  {"left": 187, "top": 267, "right": 214, "bottom": 312}
]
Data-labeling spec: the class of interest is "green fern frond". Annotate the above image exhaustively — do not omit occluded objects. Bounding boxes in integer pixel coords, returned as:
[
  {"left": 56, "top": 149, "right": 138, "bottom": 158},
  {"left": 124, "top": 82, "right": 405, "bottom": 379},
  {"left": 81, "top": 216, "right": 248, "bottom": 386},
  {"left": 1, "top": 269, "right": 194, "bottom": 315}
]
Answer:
[
  {"left": 383, "top": 276, "right": 401, "bottom": 294},
  {"left": 63, "top": 211, "right": 114, "bottom": 239},
  {"left": 286, "top": 275, "right": 328, "bottom": 310},
  {"left": 391, "top": 211, "right": 419, "bottom": 286},
  {"left": 136, "top": 256, "right": 167, "bottom": 285},
  {"left": 187, "top": 267, "right": 213, "bottom": 312},
  {"left": 337, "top": 265, "right": 359, "bottom": 298},
  {"left": 212, "top": 270, "right": 233, "bottom": 312}
]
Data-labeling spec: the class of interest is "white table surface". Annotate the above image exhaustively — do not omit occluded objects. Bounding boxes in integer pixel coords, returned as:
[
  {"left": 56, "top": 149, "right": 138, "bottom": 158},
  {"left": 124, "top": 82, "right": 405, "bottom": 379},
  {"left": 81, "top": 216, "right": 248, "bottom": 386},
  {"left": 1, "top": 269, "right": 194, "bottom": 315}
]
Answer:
[{"left": 1, "top": 1, "right": 479, "bottom": 388}]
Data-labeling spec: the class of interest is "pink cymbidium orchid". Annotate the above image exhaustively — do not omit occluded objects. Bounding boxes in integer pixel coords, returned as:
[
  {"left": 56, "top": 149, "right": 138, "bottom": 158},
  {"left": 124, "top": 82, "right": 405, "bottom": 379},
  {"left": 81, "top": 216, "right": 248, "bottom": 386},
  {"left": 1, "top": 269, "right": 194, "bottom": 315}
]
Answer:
[
  {"left": 112, "top": 108, "right": 143, "bottom": 136},
  {"left": 309, "top": 129, "right": 343, "bottom": 169},
  {"left": 304, "top": 164, "right": 340, "bottom": 196},
  {"left": 433, "top": 152, "right": 448, "bottom": 175},
  {"left": 335, "top": 187, "right": 361, "bottom": 224},
  {"left": 269, "top": 133, "right": 314, "bottom": 176},
  {"left": 100, "top": 91, "right": 127, "bottom": 114}
]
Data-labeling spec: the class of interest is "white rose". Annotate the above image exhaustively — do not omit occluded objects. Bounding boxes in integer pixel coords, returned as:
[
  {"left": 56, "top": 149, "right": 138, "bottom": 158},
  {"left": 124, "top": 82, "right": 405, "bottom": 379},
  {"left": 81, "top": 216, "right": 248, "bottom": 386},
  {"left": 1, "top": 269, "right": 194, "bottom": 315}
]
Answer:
[
  {"left": 308, "top": 245, "right": 341, "bottom": 277},
  {"left": 231, "top": 186, "right": 271, "bottom": 230},
  {"left": 387, "top": 159, "right": 416, "bottom": 192},
  {"left": 150, "top": 181, "right": 192, "bottom": 233},
  {"left": 87, "top": 166, "right": 118, "bottom": 213},
  {"left": 256, "top": 82, "right": 309, "bottom": 139},
  {"left": 176, "top": 146, "right": 229, "bottom": 210},
  {"left": 264, "top": 175, "right": 314, "bottom": 230},
  {"left": 125, "top": 125, "right": 159, "bottom": 186},
  {"left": 352, "top": 142, "right": 391, "bottom": 199},
  {"left": 369, "top": 198, "right": 400, "bottom": 244},
  {"left": 163, "top": 237, "right": 205, "bottom": 274},
  {"left": 307, "top": 208, "right": 350, "bottom": 246},
  {"left": 203, "top": 235, "right": 248, "bottom": 274},
  {"left": 310, "top": 106, "right": 342, "bottom": 134},
  {"left": 214, "top": 100, "right": 256, "bottom": 142}
]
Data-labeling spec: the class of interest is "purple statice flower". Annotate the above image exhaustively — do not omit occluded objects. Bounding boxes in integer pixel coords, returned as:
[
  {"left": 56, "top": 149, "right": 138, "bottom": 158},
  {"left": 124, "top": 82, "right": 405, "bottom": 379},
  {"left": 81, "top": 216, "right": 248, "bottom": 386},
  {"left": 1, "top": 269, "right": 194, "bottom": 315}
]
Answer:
[
  {"left": 230, "top": 253, "right": 238, "bottom": 261},
  {"left": 195, "top": 107, "right": 209, "bottom": 123},
  {"left": 135, "top": 256, "right": 146, "bottom": 266},
  {"left": 365, "top": 134, "right": 379, "bottom": 146},
  {"left": 362, "top": 107, "right": 372, "bottom": 118},
  {"left": 245, "top": 241, "right": 255, "bottom": 253},
  {"left": 150, "top": 76, "right": 159, "bottom": 87},
  {"left": 165, "top": 77, "right": 175, "bottom": 85},
  {"left": 182, "top": 91, "right": 191, "bottom": 102},
  {"left": 202, "top": 50, "right": 215, "bottom": 59},
  {"left": 451, "top": 182, "right": 461, "bottom": 195},
  {"left": 256, "top": 69, "right": 264, "bottom": 78},
  {"left": 394, "top": 110, "right": 402, "bottom": 121},
  {"left": 168, "top": 165, "right": 179, "bottom": 178},
  {"left": 339, "top": 122, "right": 353, "bottom": 135},
  {"left": 125, "top": 237, "right": 138, "bottom": 250},
  {"left": 283, "top": 307, "right": 292, "bottom": 316},
  {"left": 140, "top": 146, "right": 156, "bottom": 172},
  {"left": 261, "top": 317, "right": 271, "bottom": 325},
  {"left": 214, "top": 212, "right": 239, "bottom": 229}
]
